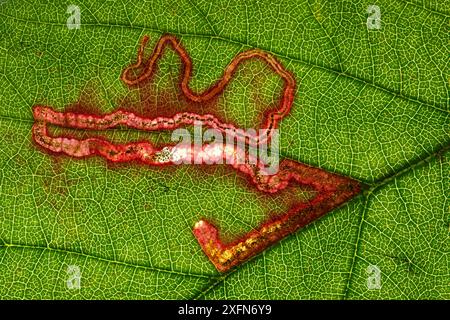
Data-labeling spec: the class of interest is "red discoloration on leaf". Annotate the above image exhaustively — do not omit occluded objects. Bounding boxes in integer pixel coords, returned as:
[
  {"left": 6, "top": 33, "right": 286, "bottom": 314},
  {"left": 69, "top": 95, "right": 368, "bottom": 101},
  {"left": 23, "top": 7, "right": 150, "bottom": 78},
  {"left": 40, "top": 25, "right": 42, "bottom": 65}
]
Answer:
[
  {"left": 193, "top": 160, "right": 360, "bottom": 272},
  {"left": 32, "top": 34, "right": 361, "bottom": 272}
]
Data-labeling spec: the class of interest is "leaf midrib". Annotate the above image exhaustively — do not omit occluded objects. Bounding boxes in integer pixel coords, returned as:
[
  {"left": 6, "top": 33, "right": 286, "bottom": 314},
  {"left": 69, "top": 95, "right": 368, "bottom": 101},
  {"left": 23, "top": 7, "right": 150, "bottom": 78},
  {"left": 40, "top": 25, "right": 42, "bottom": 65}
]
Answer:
[
  {"left": 1, "top": 2, "right": 448, "bottom": 299},
  {"left": 192, "top": 142, "right": 450, "bottom": 299},
  {"left": 0, "top": 242, "right": 215, "bottom": 279}
]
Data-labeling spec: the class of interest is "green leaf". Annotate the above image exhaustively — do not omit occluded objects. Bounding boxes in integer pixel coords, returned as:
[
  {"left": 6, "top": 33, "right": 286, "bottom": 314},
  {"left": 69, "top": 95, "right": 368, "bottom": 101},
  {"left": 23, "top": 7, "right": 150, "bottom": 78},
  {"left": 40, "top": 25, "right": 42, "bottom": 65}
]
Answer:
[{"left": 0, "top": 0, "right": 448, "bottom": 299}]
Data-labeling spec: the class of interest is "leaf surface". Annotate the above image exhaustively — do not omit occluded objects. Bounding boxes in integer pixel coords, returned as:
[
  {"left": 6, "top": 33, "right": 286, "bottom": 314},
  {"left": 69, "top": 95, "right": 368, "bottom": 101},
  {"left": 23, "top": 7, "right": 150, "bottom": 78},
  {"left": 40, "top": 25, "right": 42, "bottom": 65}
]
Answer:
[{"left": 0, "top": 0, "right": 448, "bottom": 299}]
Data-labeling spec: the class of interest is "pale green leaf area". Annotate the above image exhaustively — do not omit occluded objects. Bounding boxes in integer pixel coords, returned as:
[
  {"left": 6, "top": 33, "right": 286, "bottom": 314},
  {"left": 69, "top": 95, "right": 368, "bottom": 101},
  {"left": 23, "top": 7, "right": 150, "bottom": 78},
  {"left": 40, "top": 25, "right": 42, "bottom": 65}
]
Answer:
[{"left": 0, "top": 0, "right": 448, "bottom": 299}]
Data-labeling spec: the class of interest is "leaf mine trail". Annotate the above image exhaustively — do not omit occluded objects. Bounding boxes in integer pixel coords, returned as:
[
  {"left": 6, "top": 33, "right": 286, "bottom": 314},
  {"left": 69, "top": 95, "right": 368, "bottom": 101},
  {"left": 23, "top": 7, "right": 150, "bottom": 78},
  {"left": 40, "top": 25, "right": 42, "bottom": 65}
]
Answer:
[{"left": 32, "top": 34, "right": 361, "bottom": 272}]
